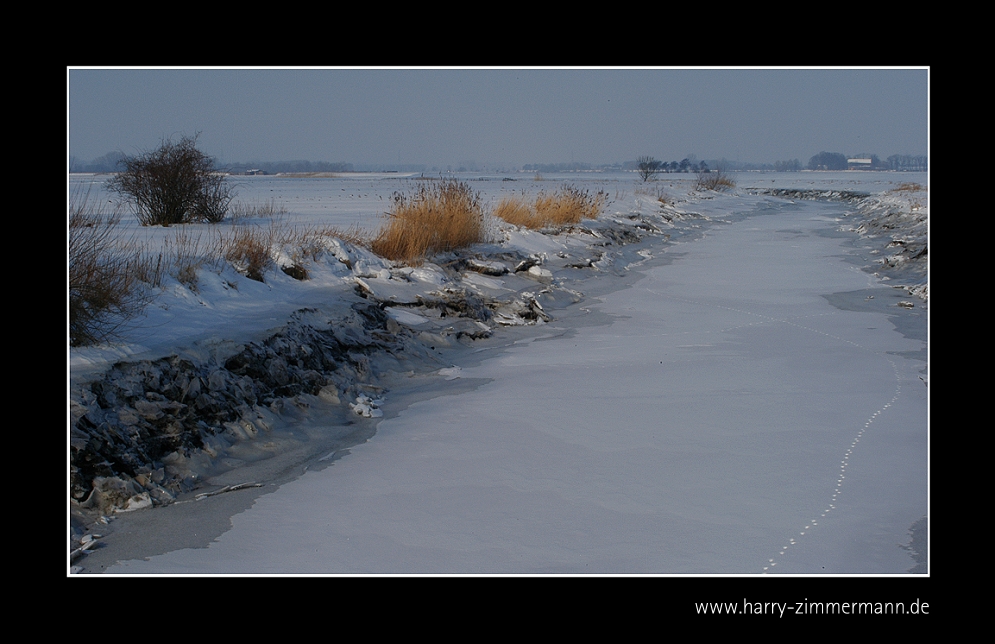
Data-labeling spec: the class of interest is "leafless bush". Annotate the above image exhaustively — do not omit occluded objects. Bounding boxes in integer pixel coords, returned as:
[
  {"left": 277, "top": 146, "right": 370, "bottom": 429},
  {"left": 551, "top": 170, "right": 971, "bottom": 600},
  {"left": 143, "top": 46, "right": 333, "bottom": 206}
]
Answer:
[
  {"left": 695, "top": 167, "right": 736, "bottom": 191},
  {"left": 196, "top": 174, "right": 237, "bottom": 223},
  {"left": 637, "top": 156, "right": 663, "bottom": 182},
  {"left": 107, "top": 134, "right": 236, "bottom": 226},
  {"left": 69, "top": 184, "right": 160, "bottom": 346}
]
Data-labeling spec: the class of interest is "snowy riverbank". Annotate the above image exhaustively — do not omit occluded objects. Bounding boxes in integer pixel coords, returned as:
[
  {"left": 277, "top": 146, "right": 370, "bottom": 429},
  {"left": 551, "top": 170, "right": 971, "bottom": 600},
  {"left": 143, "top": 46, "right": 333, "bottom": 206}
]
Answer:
[{"left": 69, "top": 173, "right": 927, "bottom": 573}]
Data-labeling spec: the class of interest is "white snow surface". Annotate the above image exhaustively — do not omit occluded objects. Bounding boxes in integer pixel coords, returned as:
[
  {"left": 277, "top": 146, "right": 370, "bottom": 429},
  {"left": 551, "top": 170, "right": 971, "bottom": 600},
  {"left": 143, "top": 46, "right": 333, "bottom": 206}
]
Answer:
[{"left": 69, "top": 171, "right": 928, "bottom": 575}]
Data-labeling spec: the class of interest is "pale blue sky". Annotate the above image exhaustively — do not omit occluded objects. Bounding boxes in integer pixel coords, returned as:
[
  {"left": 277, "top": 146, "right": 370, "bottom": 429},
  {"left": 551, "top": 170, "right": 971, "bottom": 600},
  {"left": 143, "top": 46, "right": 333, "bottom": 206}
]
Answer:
[{"left": 67, "top": 67, "right": 929, "bottom": 168}]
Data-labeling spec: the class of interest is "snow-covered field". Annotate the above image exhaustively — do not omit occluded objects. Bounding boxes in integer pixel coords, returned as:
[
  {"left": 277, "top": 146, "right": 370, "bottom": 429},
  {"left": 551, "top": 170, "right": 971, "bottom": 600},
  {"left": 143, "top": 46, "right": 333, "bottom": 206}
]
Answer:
[{"left": 69, "top": 171, "right": 928, "bottom": 575}]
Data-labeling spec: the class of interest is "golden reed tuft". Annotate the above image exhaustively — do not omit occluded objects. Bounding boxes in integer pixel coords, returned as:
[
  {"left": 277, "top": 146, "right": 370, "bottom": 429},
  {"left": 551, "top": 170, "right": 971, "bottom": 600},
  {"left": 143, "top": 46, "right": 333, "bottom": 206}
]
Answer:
[
  {"left": 371, "top": 179, "right": 485, "bottom": 264},
  {"left": 494, "top": 185, "right": 606, "bottom": 230}
]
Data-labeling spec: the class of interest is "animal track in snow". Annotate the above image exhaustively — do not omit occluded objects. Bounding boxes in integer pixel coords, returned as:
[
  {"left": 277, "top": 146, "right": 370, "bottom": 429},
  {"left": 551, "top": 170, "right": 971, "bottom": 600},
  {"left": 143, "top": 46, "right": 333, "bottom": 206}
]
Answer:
[
  {"left": 761, "top": 356, "right": 903, "bottom": 573},
  {"left": 641, "top": 286, "right": 909, "bottom": 573}
]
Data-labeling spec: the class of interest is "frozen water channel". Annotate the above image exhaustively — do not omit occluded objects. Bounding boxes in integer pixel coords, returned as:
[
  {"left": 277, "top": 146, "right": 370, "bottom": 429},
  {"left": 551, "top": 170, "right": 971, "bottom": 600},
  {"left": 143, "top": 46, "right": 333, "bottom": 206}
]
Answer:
[{"left": 104, "top": 197, "right": 927, "bottom": 575}]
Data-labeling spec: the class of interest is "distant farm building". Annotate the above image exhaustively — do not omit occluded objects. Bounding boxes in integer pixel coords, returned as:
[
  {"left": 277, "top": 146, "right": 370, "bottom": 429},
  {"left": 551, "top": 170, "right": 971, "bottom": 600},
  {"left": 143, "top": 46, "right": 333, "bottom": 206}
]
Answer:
[{"left": 847, "top": 158, "right": 873, "bottom": 170}]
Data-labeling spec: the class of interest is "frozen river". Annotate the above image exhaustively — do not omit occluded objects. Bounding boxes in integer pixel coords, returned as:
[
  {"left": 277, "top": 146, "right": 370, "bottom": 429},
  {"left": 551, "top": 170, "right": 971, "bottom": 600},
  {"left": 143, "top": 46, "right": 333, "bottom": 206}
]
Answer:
[{"left": 100, "top": 191, "right": 928, "bottom": 574}]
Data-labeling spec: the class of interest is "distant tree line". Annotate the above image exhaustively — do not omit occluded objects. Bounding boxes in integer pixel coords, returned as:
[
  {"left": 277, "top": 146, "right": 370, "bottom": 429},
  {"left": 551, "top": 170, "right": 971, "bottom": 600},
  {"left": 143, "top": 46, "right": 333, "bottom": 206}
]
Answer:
[
  {"left": 625, "top": 156, "right": 713, "bottom": 176},
  {"left": 806, "top": 151, "right": 926, "bottom": 171},
  {"left": 631, "top": 156, "right": 810, "bottom": 175},
  {"left": 70, "top": 151, "right": 128, "bottom": 173},
  {"left": 808, "top": 151, "right": 850, "bottom": 170},
  {"left": 885, "top": 154, "right": 928, "bottom": 172},
  {"left": 71, "top": 149, "right": 927, "bottom": 177},
  {"left": 774, "top": 159, "right": 802, "bottom": 172}
]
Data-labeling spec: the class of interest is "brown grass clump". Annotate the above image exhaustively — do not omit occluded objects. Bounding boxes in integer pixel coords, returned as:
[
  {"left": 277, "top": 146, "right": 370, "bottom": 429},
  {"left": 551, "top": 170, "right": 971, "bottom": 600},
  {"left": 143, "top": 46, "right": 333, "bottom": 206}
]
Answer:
[
  {"left": 494, "top": 185, "right": 606, "bottom": 230},
  {"left": 370, "top": 179, "right": 484, "bottom": 264},
  {"left": 216, "top": 224, "right": 275, "bottom": 282},
  {"left": 493, "top": 196, "right": 536, "bottom": 228}
]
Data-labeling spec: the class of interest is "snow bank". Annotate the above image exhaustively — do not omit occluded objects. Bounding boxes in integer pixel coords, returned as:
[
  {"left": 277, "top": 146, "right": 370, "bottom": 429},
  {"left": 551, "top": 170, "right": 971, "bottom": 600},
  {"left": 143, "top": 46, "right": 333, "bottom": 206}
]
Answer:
[
  {"left": 70, "top": 178, "right": 703, "bottom": 549},
  {"left": 69, "top": 173, "right": 928, "bottom": 571}
]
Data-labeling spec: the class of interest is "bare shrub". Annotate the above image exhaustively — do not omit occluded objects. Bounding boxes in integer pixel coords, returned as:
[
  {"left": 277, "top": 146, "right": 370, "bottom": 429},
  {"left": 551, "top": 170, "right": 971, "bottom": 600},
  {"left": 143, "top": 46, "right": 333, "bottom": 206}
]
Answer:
[
  {"left": 695, "top": 167, "right": 736, "bottom": 191},
  {"left": 637, "top": 156, "right": 663, "bottom": 182},
  {"left": 370, "top": 179, "right": 484, "bottom": 264},
  {"left": 195, "top": 175, "right": 237, "bottom": 223},
  {"left": 107, "top": 134, "right": 236, "bottom": 226},
  {"left": 494, "top": 184, "right": 606, "bottom": 230},
  {"left": 69, "top": 184, "right": 158, "bottom": 346}
]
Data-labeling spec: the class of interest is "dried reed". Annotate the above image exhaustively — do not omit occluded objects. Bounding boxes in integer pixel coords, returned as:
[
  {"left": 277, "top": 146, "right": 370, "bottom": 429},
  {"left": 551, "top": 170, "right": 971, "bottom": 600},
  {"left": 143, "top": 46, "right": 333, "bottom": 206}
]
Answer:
[
  {"left": 494, "top": 185, "right": 606, "bottom": 229},
  {"left": 370, "top": 179, "right": 484, "bottom": 264}
]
